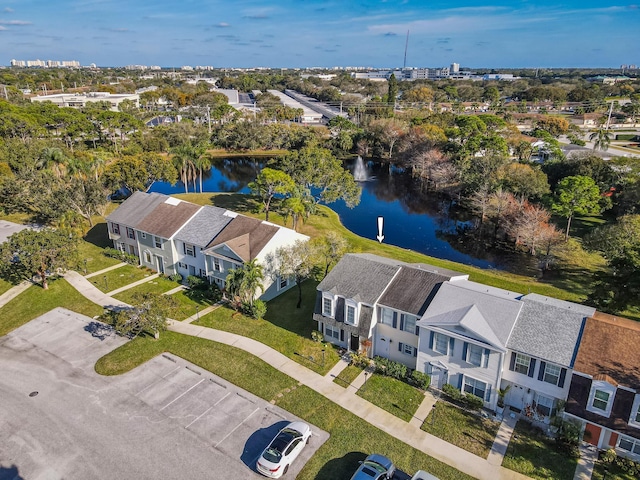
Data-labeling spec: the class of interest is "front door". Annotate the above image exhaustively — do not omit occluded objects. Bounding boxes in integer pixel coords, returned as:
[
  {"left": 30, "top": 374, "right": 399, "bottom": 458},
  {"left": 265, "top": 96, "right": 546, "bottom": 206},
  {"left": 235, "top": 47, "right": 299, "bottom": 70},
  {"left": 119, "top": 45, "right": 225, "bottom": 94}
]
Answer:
[
  {"left": 155, "top": 255, "right": 165, "bottom": 274},
  {"left": 128, "top": 244, "right": 136, "bottom": 255},
  {"left": 350, "top": 334, "right": 359, "bottom": 352},
  {"left": 377, "top": 337, "right": 389, "bottom": 357}
]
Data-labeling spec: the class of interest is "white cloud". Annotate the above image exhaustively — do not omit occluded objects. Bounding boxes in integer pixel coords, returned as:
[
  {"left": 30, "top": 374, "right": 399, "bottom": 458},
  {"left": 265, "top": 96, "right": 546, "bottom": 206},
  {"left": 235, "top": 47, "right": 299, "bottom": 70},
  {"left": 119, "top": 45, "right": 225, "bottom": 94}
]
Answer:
[{"left": 3, "top": 7, "right": 14, "bottom": 13}]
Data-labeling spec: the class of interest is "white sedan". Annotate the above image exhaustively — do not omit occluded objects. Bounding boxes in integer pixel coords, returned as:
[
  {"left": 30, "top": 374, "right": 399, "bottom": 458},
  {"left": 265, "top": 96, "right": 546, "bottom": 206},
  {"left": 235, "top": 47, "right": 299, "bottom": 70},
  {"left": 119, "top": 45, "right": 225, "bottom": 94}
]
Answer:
[{"left": 256, "top": 421, "right": 312, "bottom": 478}]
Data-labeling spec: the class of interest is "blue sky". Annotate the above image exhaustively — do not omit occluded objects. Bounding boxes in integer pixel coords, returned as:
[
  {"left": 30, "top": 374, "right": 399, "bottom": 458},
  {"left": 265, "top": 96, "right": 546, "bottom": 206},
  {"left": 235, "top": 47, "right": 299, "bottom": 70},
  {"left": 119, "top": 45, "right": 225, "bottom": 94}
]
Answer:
[{"left": 1, "top": 1, "right": 638, "bottom": 68}]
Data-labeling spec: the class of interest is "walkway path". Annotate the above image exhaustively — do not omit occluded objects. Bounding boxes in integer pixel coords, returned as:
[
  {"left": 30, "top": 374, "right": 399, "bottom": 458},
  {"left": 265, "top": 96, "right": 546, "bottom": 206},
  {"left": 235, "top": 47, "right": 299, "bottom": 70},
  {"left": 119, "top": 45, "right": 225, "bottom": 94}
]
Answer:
[
  {"left": 574, "top": 443, "right": 598, "bottom": 480},
  {"left": 488, "top": 413, "right": 519, "bottom": 465},
  {"left": 84, "top": 262, "right": 127, "bottom": 279},
  {"left": 410, "top": 391, "right": 438, "bottom": 429},
  {"left": 106, "top": 273, "right": 160, "bottom": 296},
  {"left": 0, "top": 281, "right": 32, "bottom": 309},
  {"left": 21, "top": 271, "right": 530, "bottom": 480}
]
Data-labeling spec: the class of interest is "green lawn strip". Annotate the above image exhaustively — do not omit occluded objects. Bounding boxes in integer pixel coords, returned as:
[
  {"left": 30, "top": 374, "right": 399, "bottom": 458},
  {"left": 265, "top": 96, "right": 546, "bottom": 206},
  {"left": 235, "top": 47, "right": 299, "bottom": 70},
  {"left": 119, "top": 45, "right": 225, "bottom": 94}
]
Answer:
[
  {"left": 168, "top": 290, "right": 215, "bottom": 320},
  {"left": 356, "top": 374, "right": 424, "bottom": 422},
  {"left": 0, "top": 279, "right": 104, "bottom": 336},
  {"left": 95, "top": 331, "right": 473, "bottom": 480},
  {"left": 78, "top": 222, "right": 123, "bottom": 274},
  {"left": 176, "top": 193, "right": 596, "bottom": 303},
  {"left": 592, "top": 459, "right": 638, "bottom": 480},
  {"left": 112, "top": 276, "right": 183, "bottom": 304},
  {"left": 193, "top": 303, "right": 339, "bottom": 375},
  {"left": 89, "top": 264, "right": 155, "bottom": 293},
  {"left": 275, "top": 385, "right": 475, "bottom": 480},
  {"left": 502, "top": 420, "right": 578, "bottom": 480},
  {"left": 263, "top": 280, "right": 319, "bottom": 336},
  {"left": 0, "top": 278, "right": 14, "bottom": 296},
  {"left": 333, "top": 364, "right": 364, "bottom": 387},
  {"left": 421, "top": 401, "right": 500, "bottom": 458}
]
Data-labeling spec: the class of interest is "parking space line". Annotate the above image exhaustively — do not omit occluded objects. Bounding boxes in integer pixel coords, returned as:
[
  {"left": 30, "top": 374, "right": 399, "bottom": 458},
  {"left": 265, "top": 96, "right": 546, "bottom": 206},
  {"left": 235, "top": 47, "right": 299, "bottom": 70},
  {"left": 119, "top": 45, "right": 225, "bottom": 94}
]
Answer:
[
  {"left": 134, "top": 366, "right": 181, "bottom": 396},
  {"left": 159, "top": 378, "right": 205, "bottom": 411},
  {"left": 214, "top": 407, "right": 260, "bottom": 448},
  {"left": 185, "top": 392, "right": 232, "bottom": 429}
]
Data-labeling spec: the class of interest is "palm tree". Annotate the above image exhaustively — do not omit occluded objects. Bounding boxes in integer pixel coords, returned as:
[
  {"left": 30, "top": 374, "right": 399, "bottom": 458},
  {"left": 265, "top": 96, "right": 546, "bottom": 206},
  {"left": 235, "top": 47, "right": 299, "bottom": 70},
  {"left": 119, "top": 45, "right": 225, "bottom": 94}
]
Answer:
[
  {"left": 193, "top": 145, "right": 211, "bottom": 193},
  {"left": 171, "top": 144, "right": 198, "bottom": 194},
  {"left": 224, "top": 267, "right": 245, "bottom": 310},
  {"left": 37, "top": 147, "right": 67, "bottom": 178},
  {"left": 239, "top": 259, "right": 265, "bottom": 306},
  {"left": 589, "top": 128, "right": 612, "bottom": 151}
]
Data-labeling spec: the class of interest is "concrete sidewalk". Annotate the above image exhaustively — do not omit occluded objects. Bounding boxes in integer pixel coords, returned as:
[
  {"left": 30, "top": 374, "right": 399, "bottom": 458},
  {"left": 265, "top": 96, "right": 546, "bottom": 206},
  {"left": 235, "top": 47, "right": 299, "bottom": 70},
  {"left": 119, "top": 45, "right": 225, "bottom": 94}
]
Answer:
[
  {"left": 574, "top": 443, "right": 598, "bottom": 480},
  {"left": 0, "top": 281, "right": 33, "bottom": 309},
  {"left": 84, "top": 262, "right": 127, "bottom": 279},
  {"left": 54, "top": 271, "right": 530, "bottom": 480},
  {"left": 488, "top": 414, "right": 518, "bottom": 465}
]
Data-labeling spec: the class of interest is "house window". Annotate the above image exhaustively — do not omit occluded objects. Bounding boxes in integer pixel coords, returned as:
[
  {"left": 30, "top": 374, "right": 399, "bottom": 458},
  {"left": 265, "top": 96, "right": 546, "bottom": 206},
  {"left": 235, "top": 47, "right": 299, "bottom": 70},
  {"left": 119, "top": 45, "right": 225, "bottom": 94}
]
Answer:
[
  {"left": 619, "top": 437, "right": 640, "bottom": 455},
  {"left": 535, "top": 394, "right": 554, "bottom": 417},
  {"left": 592, "top": 390, "right": 611, "bottom": 411},
  {"left": 111, "top": 223, "right": 120, "bottom": 234},
  {"left": 141, "top": 232, "right": 146, "bottom": 239},
  {"left": 126, "top": 227, "right": 135, "bottom": 239},
  {"left": 467, "top": 344, "right": 483, "bottom": 367},
  {"left": 587, "top": 382, "right": 616, "bottom": 417},
  {"left": 401, "top": 314, "right": 416, "bottom": 334},
  {"left": 345, "top": 301, "right": 357, "bottom": 326},
  {"left": 380, "top": 308, "right": 394, "bottom": 327},
  {"left": 434, "top": 333, "right": 449, "bottom": 355},
  {"left": 279, "top": 276, "right": 288, "bottom": 289},
  {"left": 630, "top": 396, "right": 640, "bottom": 427},
  {"left": 542, "top": 363, "right": 561, "bottom": 386},
  {"left": 154, "top": 236, "right": 163, "bottom": 249},
  {"left": 514, "top": 353, "right": 531, "bottom": 375},
  {"left": 144, "top": 252, "right": 152, "bottom": 263},
  {"left": 325, "top": 325, "right": 340, "bottom": 340},
  {"left": 213, "top": 257, "right": 222, "bottom": 272},
  {"left": 322, "top": 296, "right": 333, "bottom": 317},
  {"left": 199, "top": 269, "right": 206, "bottom": 278},
  {"left": 401, "top": 343, "right": 414, "bottom": 356},
  {"left": 189, "top": 265, "right": 196, "bottom": 276},
  {"left": 184, "top": 243, "right": 196, "bottom": 257},
  {"left": 463, "top": 377, "right": 486, "bottom": 401}
]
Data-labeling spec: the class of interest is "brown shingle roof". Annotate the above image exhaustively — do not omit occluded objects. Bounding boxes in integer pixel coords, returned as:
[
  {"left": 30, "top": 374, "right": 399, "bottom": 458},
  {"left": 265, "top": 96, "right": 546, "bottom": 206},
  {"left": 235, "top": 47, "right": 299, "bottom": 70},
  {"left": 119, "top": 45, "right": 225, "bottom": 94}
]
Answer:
[
  {"left": 136, "top": 199, "right": 201, "bottom": 239},
  {"left": 573, "top": 312, "right": 640, "bottom": 389},
  {"left": 205, "top": 215, "right": 278, "bottom": 262}
]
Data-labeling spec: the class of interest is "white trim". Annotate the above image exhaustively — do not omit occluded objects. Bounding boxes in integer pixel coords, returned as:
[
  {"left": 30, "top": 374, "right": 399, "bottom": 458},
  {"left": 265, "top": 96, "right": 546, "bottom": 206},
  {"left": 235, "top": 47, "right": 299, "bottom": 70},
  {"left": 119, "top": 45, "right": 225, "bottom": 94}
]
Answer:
[
  {"left": 629, "top": 395, "right": 640, "bottom": 429},
  {"left": 344, "top": 299, "right": 358, "bottom": 326},
  {"left": 322, "top": 293, "right": 335, "bottom": 318}
]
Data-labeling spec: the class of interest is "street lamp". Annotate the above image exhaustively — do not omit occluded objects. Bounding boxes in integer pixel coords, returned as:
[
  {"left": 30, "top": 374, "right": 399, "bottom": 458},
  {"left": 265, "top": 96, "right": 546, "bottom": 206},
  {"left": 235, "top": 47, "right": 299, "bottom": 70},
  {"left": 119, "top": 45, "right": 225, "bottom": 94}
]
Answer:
[
  {"left": 103, "top": 275, "right": 108, "bottom": 290},
  {"left": 195, "top": 305, "right": 200, "bottom": 322},
  {"left": 322, "top": 349, "right": 325, "bottom": 367}
]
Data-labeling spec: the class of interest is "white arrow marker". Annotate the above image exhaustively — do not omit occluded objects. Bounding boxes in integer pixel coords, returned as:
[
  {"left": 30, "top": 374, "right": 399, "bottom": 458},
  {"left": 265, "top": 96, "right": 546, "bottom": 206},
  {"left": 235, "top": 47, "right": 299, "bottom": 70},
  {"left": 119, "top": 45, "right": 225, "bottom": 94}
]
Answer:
[{"left": 376, "top": 216, "right": 385, "bottom": 243}]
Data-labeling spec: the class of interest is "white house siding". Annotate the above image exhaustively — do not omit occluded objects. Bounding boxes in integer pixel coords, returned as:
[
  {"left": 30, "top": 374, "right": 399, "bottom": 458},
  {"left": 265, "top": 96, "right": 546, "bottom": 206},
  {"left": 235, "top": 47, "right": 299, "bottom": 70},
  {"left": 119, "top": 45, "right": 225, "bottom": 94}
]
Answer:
[
  {"left": 374, "top": 323, "right": 419, "bottom": 369},
  {"left": 175, "top": 240, "right": 208, "bottom": 280},
  {"left": 416, "top": 327, "right": 503, "bottom": 409}
]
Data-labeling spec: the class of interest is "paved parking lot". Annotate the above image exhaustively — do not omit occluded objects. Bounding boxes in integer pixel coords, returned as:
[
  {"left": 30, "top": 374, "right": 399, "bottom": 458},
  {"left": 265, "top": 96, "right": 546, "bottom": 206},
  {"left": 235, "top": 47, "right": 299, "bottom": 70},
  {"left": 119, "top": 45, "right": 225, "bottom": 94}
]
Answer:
[
  {"left": 0, "top": 220, "right": 31, "bottom": 244},
  {"left": 0, "top": 308, "right": 328, "bottom": 480}
]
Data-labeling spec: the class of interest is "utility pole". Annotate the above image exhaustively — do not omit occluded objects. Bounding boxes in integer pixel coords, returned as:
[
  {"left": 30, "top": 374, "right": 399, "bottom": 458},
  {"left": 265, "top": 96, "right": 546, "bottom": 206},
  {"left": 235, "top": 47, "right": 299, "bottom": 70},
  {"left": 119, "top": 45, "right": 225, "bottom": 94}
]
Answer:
[
  {"left": 605, "top": 101, "right": 613, "bottom": 130},
  {"left": 206, "top": 105, "right": 211, "bottom": 134},
  {"left": 403, "top": 30, "right": 410, "bottom": 69}
]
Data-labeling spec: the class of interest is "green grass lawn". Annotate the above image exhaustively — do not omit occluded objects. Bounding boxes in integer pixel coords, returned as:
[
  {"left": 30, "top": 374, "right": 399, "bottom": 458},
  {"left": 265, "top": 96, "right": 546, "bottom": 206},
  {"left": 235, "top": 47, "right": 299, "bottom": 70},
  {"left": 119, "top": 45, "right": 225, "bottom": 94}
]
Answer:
[
  {"left": 502, "top": 420, "right": 578, "bottom": 480},
  {"left": 421, "top": 401, "right": 500, "bottom": 458},
  {"left": 112, "top": 276, "right": 183, "bottom": 304},
  {"left": 0, "top": 278, "right": 104, "bottom": 336},
  {"left": 0, "top": 278, "right": 14, "bottom": 296},
  {"left": 89, "top": 264, "right": 155, "bottom": 293},
  {"left": 333, "top": 364, "right": 364, "bottom": 388},
  {"left": 77, "top": 222, "right": 123, "bottom": 274},
  {"left": 95, "top": 331, "right": 474, "bottom": 480},
  {"left": 168, "top": 289, "right": 216, "bottom": 320},
  {"left": 193, "top": 302, "right": 339, "bottom": 375},
  {"left": 592, "top": 459, "right": 639, "bottom": 480},
  {"left": 356, "top": 374, "right": 424, "bottom": 422}
]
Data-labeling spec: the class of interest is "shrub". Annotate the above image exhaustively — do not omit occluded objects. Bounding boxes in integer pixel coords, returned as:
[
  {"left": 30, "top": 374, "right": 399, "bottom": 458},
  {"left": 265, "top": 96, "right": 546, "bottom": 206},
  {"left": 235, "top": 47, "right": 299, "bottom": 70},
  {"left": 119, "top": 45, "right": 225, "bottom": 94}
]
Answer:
[
  {"left": 554, "top": 419, "right": 581, "bottom": 459},
  {"left": 442, "top": 383, "right": 463, "bottom": 402},
  {"left": 351, "top": 352, "right": 373, "bottom": 369},
  {"left": 169, "top": 273, "right": 183, "bottom": 283},
  {"left": 103, "top": 247, "right": 139, "bottom": 265},
  {"left": 311, "top": 330, "right": 324, "bottom": 342},
  {"left": 410, "top": 370, "right": 431, "bottom": 390},
  {"left": 463, "top": 393, "right": 484, "bottom": 411},
  {"left": 250, "top": 300, "right": 267, "bottom": 320},
  {"left": 186, "top": 275, "right": 207, "bottom": 290},
  {"left": 206, "top": 283, "right": 223, "bottom": 303}
]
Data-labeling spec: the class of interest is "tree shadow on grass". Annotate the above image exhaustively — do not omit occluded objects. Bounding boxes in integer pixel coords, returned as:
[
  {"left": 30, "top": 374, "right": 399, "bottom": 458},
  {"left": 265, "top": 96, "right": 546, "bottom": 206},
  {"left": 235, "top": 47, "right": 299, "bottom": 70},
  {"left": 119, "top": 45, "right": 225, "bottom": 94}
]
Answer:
[
  {"left": 315, "top": 451, "right": 367, "bottom": 480},
  {"left": 84, "top": 223, "right": 111, "bottom": 248},
  {"left": 210, "top": 193, "right": 261, "bottom": 214}
]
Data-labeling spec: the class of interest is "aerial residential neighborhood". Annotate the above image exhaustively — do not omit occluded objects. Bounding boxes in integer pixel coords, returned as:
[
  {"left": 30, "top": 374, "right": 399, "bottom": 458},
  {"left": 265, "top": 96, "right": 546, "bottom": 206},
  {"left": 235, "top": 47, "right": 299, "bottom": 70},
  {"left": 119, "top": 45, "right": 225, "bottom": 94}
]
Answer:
[{"left": 1, "top": 1, "right": 640, "bottom": 480}]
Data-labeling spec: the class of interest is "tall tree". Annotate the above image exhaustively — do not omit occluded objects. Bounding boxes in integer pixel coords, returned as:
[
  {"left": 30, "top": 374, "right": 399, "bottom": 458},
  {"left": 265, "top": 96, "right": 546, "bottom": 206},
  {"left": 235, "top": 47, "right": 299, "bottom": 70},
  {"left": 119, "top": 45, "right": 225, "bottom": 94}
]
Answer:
[
  {"left": 248, "top": 167, "right": 295, "bottom": 222},
  {"left": 102, "top": 292, "right": 177, "bottom": 339},
  {"left": 313, "top": 232, "right": 348, "bottom": 279},
  {"left": 239, "top": 259, "right": 265, "bottom": 307},
  {"left": 551, "top": 175, "right": 602, "bottom": 240},
  {"left": 0, "top": 228, "right": 78, "bottom": 289},
  {"left": 589, "top": 128, "right": 612, "bottom": 151},
  {"left": 386, "top": 73, "right": 398, "bottom": 115},
  {"left": 265, "top": 240, "right": 315, "bottom": 308}
]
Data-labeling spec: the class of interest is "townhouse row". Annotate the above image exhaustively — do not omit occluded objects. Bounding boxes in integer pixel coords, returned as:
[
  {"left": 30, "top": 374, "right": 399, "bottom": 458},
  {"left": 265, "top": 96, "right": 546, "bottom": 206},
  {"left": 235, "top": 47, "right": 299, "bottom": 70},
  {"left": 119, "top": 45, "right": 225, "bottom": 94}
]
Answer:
[
  {"left": 312, "top": 253, "right": 640, "bottom": 461},
  {"left": 106, "top": 192, "right": 309, "bottom": 301}
]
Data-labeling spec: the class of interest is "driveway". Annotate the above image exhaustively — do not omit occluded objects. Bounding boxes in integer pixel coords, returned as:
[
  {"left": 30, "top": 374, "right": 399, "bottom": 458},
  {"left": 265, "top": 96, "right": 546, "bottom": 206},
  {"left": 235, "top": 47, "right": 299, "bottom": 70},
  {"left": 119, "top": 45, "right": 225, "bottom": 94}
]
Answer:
[{"left": 0, "top": 308, "right": 329, "bottom": 480}]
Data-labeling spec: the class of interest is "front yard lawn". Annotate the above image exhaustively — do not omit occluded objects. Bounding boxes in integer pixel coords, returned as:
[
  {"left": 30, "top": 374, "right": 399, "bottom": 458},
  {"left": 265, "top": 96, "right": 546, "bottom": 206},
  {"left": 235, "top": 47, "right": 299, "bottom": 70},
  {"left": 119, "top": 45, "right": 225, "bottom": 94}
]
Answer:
[
  {"left": 333, "top": 364, "right": 364, "bottom": 388},
  {"left": 502, "top": 420, "right": 578, "bottom": 480},
  {"left": 356, "top": 374, "right": 424, "bottom": 422},
  {"left": 0, "top": 279, "right": 104, "bottom": 336},
  {"left": 0, "top": 278, "right": 13, "bottom": 296},
  {"left": 95, "top": 331, "right": 474, "bottom": 480},
  {"left": 77, "top": 233, "right": 123, "bottom": 274},
  {"left": 90, "top": 264, "right": 154, "bottom": 293},
  {"left": 168, "top": 289, "right": 215, "bottom": 320},
  {"left": 193, "top": 304, "right": 339, "bottom": 375},
  {"left": 112, "top": 276, "right": 183, "bottom": 304},
  {"left": 592, "top": 460, "right": 639, "bottom": 480},
  {"left": 421, "top": 401, "right": 500, "bottom": 458}
]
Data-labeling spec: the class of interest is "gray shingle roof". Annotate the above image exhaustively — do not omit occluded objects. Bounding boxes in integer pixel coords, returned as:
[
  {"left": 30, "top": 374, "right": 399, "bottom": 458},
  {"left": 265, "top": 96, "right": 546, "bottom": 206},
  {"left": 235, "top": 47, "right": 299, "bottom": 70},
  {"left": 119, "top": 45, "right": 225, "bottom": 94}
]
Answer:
[
  {"left": 507, "top": 294, "right": 596, "bottom": 367},
  {"left": 136, "top": 198, "right": 201, "bottom": 239},
  {"left": 317, "top": 253, "right": 401, "bottom": 305},
  {"left": 378, "top": 267, "right": 453, "bottom": 316},
  {"left": 175, "top": 205, "right": 231, "bottom": 247},
  {"left": 417, "top": 281, "right": 523, "bottom": 348},
  {"left": 106, "top": 192, "right": 167, "bottom": 228}
]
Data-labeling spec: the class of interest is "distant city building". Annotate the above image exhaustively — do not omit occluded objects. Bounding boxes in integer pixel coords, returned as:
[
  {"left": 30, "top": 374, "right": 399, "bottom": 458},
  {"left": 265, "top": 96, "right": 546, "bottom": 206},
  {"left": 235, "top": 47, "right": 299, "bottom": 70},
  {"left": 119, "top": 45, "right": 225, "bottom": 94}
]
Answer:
[
  {"left": 181, "top": 65, "right": 194, "bottom": 71},
  {"left": 30, "top": 92, "right": 140, "bottom": 111},
  {"left": 450, "top": 62, "right": 460, "bottom": 73},
  {"left": 482, "top": 73, "right": 518, "bottom": 81},
  {"left": 11, "top": 59, "right": 80, "bottom": 68}
]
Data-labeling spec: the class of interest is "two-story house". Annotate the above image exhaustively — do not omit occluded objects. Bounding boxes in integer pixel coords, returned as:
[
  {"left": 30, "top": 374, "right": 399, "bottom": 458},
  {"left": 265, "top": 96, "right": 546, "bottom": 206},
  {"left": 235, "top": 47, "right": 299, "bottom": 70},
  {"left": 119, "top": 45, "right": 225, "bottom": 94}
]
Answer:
[
  {"left": 312, "top": 253, "right": 467, "bottom": 362},
  {"left": 415, "top": 281, "right": 523, "bottom": 410},
  {"left": 502, "top": 294, "right": 595, "bottom": 423},
  {"left": 106, "top": 192, "right": 308, "bottom": 300},
  {"left": 565, "top": 312, "right": 640, "bottom": 460}
]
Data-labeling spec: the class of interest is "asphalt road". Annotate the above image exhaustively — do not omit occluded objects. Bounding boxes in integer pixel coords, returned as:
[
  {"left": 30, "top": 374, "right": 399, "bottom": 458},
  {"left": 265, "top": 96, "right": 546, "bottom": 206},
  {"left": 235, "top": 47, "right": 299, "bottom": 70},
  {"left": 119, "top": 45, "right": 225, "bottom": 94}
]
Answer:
[{"left": 0, "top": 308, "right": 328, "bottom": 480}]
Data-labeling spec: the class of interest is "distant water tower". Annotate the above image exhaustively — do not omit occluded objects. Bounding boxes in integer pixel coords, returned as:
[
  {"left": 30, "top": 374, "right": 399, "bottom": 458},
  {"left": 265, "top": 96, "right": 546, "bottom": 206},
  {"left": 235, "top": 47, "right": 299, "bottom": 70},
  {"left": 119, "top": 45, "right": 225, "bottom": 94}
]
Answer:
[{"left": 450, "top": 63, "right": 460, "bottom": 73}]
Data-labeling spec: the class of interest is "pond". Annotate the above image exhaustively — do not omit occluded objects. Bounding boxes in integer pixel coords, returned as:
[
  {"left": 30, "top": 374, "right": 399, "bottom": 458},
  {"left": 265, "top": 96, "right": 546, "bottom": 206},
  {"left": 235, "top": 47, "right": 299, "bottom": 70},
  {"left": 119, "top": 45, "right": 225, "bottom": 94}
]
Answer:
[{"left": 148, "top": 157, "right": 527, "bottom": 271}]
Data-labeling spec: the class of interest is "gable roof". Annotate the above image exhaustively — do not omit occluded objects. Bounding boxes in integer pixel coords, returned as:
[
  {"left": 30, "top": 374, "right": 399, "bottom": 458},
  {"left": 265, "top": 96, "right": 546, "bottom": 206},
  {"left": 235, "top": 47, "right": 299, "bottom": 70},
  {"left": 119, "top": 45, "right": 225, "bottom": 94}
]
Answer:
[
  {"left": 572, "top": 312, "right": 640, "bottom": 389},
  {"left": 317, "top": 253, "right": 401, "bottom": 305},
  {"left": 136, "top": 197, "right": 201, "bottom": 239},
  {"left": 106, "top": 191, "right": 167, "bottom": 228},
  {"left": 175, "top": 205, "right": 231, "bottom": 247},
  {"left": 377, "top": 266, "right": 460, "bottom": 316},
  {"left": 417, "top": 281, "right": 523, "bottom": 349},
  {"left": 507, "top": 294, "right": 595, "bottom": 367},
  {"left": 204, "top": 215, "right": 279, "bottom": 262}
]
